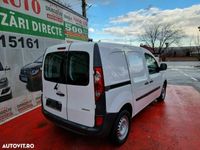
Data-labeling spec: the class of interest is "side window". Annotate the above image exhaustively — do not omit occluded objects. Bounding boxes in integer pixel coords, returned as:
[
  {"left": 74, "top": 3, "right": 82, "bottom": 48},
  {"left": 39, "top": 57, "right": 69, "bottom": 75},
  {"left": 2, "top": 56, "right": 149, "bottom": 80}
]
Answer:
[
  {"left": 145, "top": 53, "right": 159, "bottom": 74},
  {"left": 127, "top": 52, "right": 148, "bottom": 83}
]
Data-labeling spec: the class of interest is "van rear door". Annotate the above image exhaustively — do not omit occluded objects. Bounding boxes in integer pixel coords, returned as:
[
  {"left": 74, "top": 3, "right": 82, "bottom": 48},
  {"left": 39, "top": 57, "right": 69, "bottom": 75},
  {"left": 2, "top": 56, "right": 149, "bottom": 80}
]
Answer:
[
  {"left": 66, "top": 43, "right": 95, "bottom": 127},
  {"left": 43, "top": 43, "right": 95, "bottom": 127},
  {"left": 43, "top": 49, "right": 68, "bottom": 121},
  {"left": 43, "top": 44, "right": 95, "bottom": 127}
]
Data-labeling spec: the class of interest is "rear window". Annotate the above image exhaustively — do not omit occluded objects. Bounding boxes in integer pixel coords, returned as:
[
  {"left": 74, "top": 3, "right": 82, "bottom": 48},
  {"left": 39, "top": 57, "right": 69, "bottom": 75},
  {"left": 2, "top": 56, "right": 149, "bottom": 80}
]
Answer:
[{"left": 44, "top": 51, "right": 89, "bottom": 86}]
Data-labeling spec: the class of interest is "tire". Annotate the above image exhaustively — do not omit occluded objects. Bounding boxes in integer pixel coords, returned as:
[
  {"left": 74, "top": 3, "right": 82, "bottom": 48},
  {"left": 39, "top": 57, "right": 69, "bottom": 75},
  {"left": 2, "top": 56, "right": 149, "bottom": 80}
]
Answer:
[
  {"left": 111, "top": 110, "right": 131, "bottom": 145},
  {"left": 157, "top": 83, "right": 167, "bottom": 101}
]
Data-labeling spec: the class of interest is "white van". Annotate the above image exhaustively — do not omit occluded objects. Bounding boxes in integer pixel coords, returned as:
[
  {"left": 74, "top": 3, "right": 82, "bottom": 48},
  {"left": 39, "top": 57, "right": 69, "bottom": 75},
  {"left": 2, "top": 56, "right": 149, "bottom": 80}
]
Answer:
[{"left": 42, "top": 42, "right": 167, "bottom": 145}]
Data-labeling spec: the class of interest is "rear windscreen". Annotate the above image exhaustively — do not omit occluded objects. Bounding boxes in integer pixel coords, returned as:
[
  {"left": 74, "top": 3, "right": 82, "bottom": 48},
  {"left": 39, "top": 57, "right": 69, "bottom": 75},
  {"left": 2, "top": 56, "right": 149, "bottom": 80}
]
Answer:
[{"left": 44, "top": 51, "right": 89, "bottom": 86}]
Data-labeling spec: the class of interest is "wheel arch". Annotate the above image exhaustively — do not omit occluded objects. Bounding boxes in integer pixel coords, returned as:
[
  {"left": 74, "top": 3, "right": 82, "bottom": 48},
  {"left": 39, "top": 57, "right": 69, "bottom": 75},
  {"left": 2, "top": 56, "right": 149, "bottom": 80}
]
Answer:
[{"left": 119, "top": 103, "right": 132, "bottom": 117}]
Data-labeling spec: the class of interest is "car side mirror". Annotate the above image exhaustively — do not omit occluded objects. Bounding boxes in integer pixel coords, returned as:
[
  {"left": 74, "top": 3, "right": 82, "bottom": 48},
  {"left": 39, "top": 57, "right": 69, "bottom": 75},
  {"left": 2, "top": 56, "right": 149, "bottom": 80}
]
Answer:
[
  {"left": 4, "top": 66, "right": 11, "bottom": 71},
  {"left": 160, "top": 63, "right": 167, "bottom": 71}
]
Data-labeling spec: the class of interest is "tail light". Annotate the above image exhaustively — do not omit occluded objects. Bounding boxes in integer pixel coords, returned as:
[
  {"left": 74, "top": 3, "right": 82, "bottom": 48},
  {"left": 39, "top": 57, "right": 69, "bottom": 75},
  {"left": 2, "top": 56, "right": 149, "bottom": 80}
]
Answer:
[{"left": 94, "top": 67, "right": 105, "bottom": 101}]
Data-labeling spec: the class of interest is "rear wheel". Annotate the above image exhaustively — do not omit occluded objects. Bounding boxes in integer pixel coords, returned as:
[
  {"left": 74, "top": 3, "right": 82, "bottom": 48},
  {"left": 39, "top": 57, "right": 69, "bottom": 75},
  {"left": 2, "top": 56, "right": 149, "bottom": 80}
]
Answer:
[
  {"left": 111, "top": 110, "right": 131, "bottom": 145},
  {"left": 158, "top": 83, "right": 167, "bottom": 101}
]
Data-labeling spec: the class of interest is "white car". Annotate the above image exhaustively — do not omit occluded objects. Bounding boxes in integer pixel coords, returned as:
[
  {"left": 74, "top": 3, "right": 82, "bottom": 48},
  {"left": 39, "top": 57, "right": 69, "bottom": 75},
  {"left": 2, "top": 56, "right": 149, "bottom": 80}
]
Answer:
[
  {"left": 0, "top": 62, "right": 12, "bottom": 102},
  {"left": 42, "top": 42, "right": 167, "bottom": 145}
]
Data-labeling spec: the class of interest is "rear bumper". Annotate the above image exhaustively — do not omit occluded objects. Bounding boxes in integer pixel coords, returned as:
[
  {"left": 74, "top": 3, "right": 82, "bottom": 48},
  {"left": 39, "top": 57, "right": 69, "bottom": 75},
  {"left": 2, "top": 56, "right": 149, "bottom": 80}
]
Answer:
[{"left": 42, "top": 107, "right": 117, "bottom": 137}]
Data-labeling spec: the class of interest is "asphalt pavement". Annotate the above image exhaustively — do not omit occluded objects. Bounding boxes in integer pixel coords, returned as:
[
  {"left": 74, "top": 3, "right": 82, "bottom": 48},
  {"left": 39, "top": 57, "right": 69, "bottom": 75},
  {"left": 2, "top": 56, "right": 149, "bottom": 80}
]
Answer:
[{"left": 165, "top": 61, "right": 200, "bottom": 92}]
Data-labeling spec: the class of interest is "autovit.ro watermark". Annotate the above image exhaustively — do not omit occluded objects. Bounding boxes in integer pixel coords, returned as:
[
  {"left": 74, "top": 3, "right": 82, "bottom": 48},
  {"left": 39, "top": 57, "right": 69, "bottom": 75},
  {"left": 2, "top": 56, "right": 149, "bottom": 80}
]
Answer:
[{"left": 2, "top": 143, "right": 34, "bottom": 149}]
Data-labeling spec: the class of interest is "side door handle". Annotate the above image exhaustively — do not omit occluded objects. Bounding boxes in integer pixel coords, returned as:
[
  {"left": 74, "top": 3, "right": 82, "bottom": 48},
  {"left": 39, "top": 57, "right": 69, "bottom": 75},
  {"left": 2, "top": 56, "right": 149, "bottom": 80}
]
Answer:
[
  {"left": 149, "top": 80, "right": 153, "bottom": 83},
  {"left": 144, "top": 81, "right": 149, "bottom": 85}
]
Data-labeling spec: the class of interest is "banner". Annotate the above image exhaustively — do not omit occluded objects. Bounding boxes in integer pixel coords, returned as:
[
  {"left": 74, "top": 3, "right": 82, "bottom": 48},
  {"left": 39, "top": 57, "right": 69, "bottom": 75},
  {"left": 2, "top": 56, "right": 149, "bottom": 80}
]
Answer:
[{"left": 0, "top": 0, "right": 88, "bottom": 124}]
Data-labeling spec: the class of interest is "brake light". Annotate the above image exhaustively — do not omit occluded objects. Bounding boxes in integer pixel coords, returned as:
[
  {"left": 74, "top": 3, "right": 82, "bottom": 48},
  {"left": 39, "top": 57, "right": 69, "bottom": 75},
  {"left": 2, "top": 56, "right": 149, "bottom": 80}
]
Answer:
[{"left": 94, "top": 67, "right": 105, "bottom": 101}]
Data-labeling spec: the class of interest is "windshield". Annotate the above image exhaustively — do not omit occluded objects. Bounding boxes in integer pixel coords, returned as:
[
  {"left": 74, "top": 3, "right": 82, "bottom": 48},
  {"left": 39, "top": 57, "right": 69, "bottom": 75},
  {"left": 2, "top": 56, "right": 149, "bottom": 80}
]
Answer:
[
  {"left": 0, "top": 62, "right": 3, "bottom": 71},
  {"left": 44, "top": 51, "right": 89, "bottom": 86},
  {"left": 34, "top": 55, "right": 43, "bottom": 63}
]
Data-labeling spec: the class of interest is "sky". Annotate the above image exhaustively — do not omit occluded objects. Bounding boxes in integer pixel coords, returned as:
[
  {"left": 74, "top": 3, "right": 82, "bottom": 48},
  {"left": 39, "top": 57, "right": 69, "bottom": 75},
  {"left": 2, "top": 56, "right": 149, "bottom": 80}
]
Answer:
[{"left": 67, "top": 0, "right": 200, "bottom": 46}]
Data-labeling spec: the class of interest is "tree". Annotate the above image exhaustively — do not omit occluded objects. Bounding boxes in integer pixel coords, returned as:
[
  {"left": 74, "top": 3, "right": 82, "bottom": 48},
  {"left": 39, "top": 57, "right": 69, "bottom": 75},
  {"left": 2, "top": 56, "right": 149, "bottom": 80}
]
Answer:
[{"left": 139, "top": 23, "right": 184, "bottom": 54}]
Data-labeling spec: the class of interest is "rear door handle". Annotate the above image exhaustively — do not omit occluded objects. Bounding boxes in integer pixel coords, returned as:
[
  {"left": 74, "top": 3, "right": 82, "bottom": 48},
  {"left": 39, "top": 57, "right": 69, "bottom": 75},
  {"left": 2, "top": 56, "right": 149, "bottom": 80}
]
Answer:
[
  {"left": 56, "top": 91, "right": 65, "bottom": 97},
  {"left": 144, "top": 81, "right": 149, "bottom": 85}
]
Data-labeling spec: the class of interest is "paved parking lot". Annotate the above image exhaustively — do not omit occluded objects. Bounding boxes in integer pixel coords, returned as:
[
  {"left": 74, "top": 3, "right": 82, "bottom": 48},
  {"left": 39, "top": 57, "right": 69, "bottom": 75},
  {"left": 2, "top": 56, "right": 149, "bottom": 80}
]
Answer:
[
  {"left": 166, "top": 61, "right": 200, "bottom": 92},
  {"left": 1, "top": 85, "right": 200, "bottom": 150}
]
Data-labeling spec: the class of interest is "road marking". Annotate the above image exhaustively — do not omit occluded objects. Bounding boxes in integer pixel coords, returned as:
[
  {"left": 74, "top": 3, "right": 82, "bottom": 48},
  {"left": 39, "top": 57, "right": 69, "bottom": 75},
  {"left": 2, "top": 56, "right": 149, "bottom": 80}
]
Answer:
[
  {"left": 183, "top": 73, "right": 189, "bottom": 77},
  {"left": 168, "top": 66, "right": 195, "bottom": 69},
  {"left": 190, "top": 77, "right": 198, "bottom": 81},
  {"left": 178, "top": 70, "right": 198, "bottom": 81},
  {"left": 170, "top": 68, "right": 179, "bottom": 71}
]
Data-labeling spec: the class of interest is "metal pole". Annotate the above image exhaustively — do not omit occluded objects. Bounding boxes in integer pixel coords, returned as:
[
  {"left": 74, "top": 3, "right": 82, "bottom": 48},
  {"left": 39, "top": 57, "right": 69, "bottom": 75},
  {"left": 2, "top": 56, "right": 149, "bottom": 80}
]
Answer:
[{"left": 82, "top": 0, "right": 87, "bottom": 17}]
